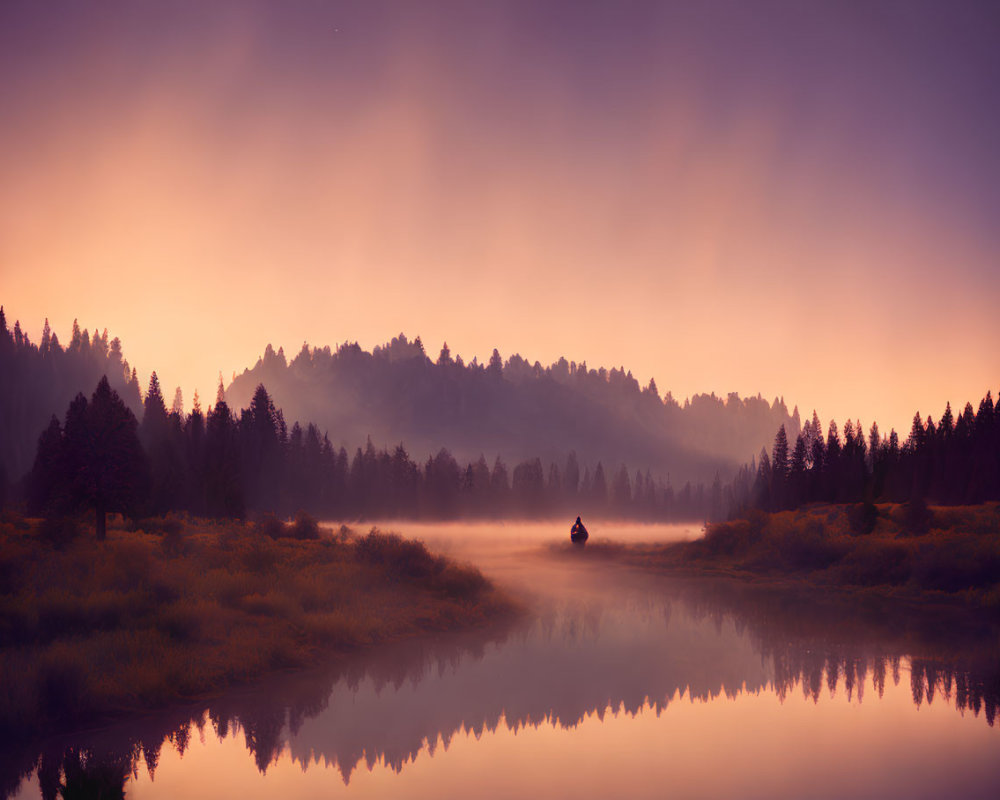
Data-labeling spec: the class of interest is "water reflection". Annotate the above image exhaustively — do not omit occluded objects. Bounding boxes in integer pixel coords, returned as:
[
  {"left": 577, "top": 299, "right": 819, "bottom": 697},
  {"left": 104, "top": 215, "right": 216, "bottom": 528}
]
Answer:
[{"left": 4, "top": 555, "right": 999, "bottom": 798}]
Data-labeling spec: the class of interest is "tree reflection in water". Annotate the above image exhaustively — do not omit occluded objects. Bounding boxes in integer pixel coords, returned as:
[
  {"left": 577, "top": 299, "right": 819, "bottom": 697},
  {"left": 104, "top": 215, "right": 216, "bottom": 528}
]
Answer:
[{"left": 3, "top": 573, "right": 998, "bottom": 798}]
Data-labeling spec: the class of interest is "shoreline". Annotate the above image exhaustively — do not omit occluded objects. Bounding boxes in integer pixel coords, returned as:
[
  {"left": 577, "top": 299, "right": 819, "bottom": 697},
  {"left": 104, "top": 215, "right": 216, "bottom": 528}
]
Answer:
[
  {"left": 566, "top": 502, "right": 1000, "bottom": 616},
  {"left": 0, "top": 513, "right": 522, "bottom": 744}
]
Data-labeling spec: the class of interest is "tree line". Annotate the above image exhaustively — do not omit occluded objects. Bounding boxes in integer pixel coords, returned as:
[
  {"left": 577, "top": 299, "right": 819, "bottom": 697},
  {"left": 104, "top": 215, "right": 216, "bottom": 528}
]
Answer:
[
  {"left": 734, "top": 394, "right": 1000, "bottom": 516},
  {"left": 24, "top": 376, "right": 719, "bottom": 527},
  {"left": 226, "top": 333, "right": 798, "bottom": 486},
  {"left": 2, "top": 309, "right": 730, "bottom": 524},
  {"left": 0, "top": 307, "right": 143, "bottom": 489}
]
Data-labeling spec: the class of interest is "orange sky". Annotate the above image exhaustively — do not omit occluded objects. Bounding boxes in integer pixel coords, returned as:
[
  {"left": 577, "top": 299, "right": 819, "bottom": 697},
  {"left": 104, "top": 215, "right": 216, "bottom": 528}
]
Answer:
[{"left": 2, "top": 2, "right": 997, "bottom": 435}]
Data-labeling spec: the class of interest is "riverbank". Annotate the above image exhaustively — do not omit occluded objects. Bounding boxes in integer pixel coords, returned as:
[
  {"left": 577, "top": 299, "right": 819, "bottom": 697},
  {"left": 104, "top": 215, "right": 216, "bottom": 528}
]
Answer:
[
  {"left": 576, "top": 503, "right": 1000, "bottom": 612},
  {"left": 0, "top": 512, "right": 518, "bottom": 741}
]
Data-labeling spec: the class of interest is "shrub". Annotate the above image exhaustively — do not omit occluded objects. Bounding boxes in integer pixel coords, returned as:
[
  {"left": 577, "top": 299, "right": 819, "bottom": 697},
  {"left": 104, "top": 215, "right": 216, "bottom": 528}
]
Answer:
[
  {"left": 702, "top": 520, "right": 751, "bottom": 557},
  {"left": 257, "top": 513, "right": 287, "bottom": 540},
  {"left": 161, "top": 526, "right": 187, "bottom": 557},
  {"left": 832, "top": 540, "right": 910, "bottom": 586},
  {"left": 137, "top": 517, "right": 182, "bottom": 536},
  {"left": 336, "top": 524, "right": 355, "bottom": 542},
  {"left": 107, "top": 540, "right": 153, "bottom": 592},
  {"left": 242, "top": 538, "right": 278, "bottom": 575},
  {"left": 902, "top": 497, "right": 933, "bottom": 536},
  {"left": 776, "top": 520, "right": 846, "bottom": 571},
  {"left": 241, "top": 591, "right": 300, "bottom": 619},
  {"left": 847, "top": 501, "right": 878, "bottom": 536},
  {"left": 910, "top": 539, "right": 1000, "bottom": 593},
  {"left": 355, "top": 529, "right": 440, "bottom": 579},
  {"left": 702, "top": 511, "right": 766, "bottom": 558},
  {"left": 288, "top": 511, "right": 320, "bottom": 540},
  {"left": 432, "top": 563, "right": 489, "bottom": 601},
  {"left": 156, "top": 600, "right": 205, "bottom": 642},
  {"left": 38, "top": 517, "right": 81, "bottom": 550}
]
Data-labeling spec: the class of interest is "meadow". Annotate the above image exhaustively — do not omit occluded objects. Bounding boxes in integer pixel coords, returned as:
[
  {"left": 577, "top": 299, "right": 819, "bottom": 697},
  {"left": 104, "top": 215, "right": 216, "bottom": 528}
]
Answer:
[
  {"left": 0, "top": 513, "right": 516, "bottom": 740},
  {"left": 592, "top": 503, "right": 1000, "bottom": 611}
]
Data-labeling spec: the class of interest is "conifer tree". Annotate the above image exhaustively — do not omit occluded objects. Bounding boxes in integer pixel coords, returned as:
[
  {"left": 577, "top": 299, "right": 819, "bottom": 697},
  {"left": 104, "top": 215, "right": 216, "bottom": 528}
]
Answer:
[{"left": 62, "top": 378, "right": 147, "bottom": 539}]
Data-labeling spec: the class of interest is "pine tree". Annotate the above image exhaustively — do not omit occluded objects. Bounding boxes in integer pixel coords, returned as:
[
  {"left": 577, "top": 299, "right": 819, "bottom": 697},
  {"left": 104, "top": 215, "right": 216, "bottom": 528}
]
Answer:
[
  {"left": 592, "top": 462, "right": 608, "bottom": 509},
  {"left": 171, "top": 387, "right": 184, "bottom": 417},
  {"left": 611, "top": 464, "right": 632, "bottom": 510},
  {"left": 27, "top": 416, "right": 64, "bottom": 514},
  {"left": 564, "top": 451, "right": 580, "bottom": 496},
  {"left": 62, "top": 378, "right": 148, "bottom": 540},
  {"left": 789, "top": 433, "right": 808, "bottom": 506},
  {"left": 771, "top": 425, "right": 790, "bottom": 508},
  {"left": 939, "top": 402, "right": 954, "bottom": 438},
  {"left": 141, "top": 372, "right": 169, "bottom": 445},
  {"left": 772, "top": 425, "right": 790, "bottom": 480},
  {"left": 488, "top": 348, "right": 503, "bottom": 377}
]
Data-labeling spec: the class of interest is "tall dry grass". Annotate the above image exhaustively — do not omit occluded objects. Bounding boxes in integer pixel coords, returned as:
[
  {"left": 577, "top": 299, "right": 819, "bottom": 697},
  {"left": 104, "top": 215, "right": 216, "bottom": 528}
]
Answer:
[
  {"left": 0, "top": 513, "right": 514, "bottom": 740},
  {"left": 641, "top": 503, "right": 1000, "bottom": 608}
]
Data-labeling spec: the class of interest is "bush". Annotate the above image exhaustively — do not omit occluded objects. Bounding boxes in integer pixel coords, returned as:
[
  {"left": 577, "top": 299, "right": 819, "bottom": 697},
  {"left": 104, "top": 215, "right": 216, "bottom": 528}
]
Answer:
[
  {"left": 847, "top": 501, "right": 878, "bottom": 536},
  {"left": 155, "top": 600, "right": 204, "bottom": 642},
  {"left": 902, "top": 497, "right": 933, "bottom": 536},
  {"left": 137, "top": 517, "right": 182, "bottom": 536},
  {"left": 776, "top": 520, "right": 846, "bottom": 571},
  {"left": 355, "top": 529, "right": 440, "bottom": 579},
  {"left": 910, "top": 539, "right": 1000, "bottom": 593},
  {"left": 432, "top": 563, "right": 489, "bottom": 601},
  {"left": 38, "top": 517, "right": 81, "bottom": 550},
  {"left": 832, "top": 540, "right": 910, "bottom": 586},
  {"left": 702, "top": 511, "right": 766, "bottom": 557},
  {"left": 242, "top": 538, "right": 278, "bottom": 575},
  {"left": 161, "top": 526, "right": 188, "bottom": 557},
  {"left": 288, "top": 511, "right": 320, "bottom": 540},
  {"left": 257, "top": 513, "right": 287, "bottom": 540}
]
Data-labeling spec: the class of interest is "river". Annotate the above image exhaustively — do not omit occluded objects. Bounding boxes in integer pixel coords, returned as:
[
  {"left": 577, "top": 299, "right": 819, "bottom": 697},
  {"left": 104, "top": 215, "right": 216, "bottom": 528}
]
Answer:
[{"left": 6, "top": 521, "right": 999, "bottom": 799}]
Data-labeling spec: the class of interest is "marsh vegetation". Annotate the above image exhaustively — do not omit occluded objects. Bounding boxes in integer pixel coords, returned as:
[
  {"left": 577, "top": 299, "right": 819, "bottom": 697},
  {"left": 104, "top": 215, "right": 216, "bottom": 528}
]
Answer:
[
  {"left": 612, "top": 503, "right": 1000, "bottom": 609},
  {"left": 0, "top": 512, "right": 514, "bottom": 741}
]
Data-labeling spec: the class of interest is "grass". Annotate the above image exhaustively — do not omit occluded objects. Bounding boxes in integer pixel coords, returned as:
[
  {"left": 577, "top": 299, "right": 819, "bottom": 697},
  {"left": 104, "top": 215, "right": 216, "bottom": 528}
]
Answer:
[
  {"left": 597, "top": 503, "right": 1000, "bottom": 611},
  {"left": 0, "top": 512, "right": 517, "bottom": 741}
]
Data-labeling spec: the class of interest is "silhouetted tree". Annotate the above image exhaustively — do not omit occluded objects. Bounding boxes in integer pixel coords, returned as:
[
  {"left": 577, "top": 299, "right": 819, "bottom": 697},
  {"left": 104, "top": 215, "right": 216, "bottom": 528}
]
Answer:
[
  {"left": 490, "top": 456, "right": 510, "bottom": 513},
  {"left": 204, "top": 383, "right": 243, "bottom": 517},
  {"left": 27, "top": 416, "right": 65, "bottom": 515},
  {"left": 512, "top": 457, "right": 545, "bottom": 515},
  {"left": 611, "top": 464, "right": 632, "bottom": 512},
  {"left": 62, "top": 377, "right": 148, "bottom": 539},
  {"left": 141, "top": 372, "right": 184, "bottom": 514},
  {"left": 771, "top": 425, "right": 789, "bottom": 509},
  {"left": 591, "top": 462, "right": 607, "bottom": 511}
]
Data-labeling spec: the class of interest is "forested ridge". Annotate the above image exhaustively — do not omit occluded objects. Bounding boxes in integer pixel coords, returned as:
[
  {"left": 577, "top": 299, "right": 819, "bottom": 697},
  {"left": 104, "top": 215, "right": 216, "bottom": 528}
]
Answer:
[
  {"left": 0, "top": 308, "right": 142, "bottom": 484},
  {"left": 1, "top": 310, "right": 799, "bottom": 520},
  {"left": 226, "top": 334, "right": 799, "bottom": 486},
  {"left": 2, "top": 310, "right": 763, "bottom": 522},
  {"left": 5, "top": 307, "right": 996, "bottom": 525}
]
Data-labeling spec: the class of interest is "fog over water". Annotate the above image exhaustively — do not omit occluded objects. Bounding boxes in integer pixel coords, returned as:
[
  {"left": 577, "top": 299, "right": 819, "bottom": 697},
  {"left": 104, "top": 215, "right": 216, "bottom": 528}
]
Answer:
[{"left": 8, "top": 521, "right": 1000, "bottom": 800}]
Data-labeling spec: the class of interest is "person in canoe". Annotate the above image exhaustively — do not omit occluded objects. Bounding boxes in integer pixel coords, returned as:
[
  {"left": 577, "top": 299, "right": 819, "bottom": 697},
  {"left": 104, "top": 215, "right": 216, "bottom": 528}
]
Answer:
[{"left": 570, "top": 516, "right": 589, "bottom": 545}]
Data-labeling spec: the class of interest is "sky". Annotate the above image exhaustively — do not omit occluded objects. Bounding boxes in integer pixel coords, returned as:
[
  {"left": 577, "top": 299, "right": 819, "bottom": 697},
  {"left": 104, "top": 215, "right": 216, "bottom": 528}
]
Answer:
[{"left": 1, "top": 0, "right": 998, "bottom": 435}]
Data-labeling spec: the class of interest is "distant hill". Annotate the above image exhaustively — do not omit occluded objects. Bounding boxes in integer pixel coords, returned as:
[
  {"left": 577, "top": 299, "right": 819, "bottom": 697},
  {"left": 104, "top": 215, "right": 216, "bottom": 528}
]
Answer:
[{"left": 227, "top": 335, "right": 800, "bottom": 485}]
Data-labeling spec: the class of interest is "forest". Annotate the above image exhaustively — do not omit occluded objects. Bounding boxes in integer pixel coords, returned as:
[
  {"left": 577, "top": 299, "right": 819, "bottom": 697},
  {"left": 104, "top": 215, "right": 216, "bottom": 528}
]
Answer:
[
  {"left": 225, "top": 334, "right": 798, "bottom": 485},
  {"left": 734, "top": 397, "right": 1000, "bottom": 518},
  {"left": 2, "top": 309, "right": 730, "bottom": 523},
  {"left": 5, "top": 307, "right": 996, "bottom": 527}
]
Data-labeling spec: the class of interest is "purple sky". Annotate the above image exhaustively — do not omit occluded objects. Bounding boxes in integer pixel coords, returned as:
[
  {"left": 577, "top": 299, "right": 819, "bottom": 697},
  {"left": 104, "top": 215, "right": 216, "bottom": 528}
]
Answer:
[{"left": 2, "top": 0, "right": 998, "bottom": 433}]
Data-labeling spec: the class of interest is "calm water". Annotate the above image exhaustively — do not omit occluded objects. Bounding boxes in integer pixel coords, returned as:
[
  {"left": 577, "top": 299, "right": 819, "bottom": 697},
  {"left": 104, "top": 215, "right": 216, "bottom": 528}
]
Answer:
[{"left": 7, "top": 521, "right": 1000, "bottom": 799}]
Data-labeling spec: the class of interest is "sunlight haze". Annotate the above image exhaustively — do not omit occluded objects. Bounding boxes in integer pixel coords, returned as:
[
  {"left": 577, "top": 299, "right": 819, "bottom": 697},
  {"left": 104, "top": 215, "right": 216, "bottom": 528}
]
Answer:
[{"left": 2, "top": 0, "right": 997, "bottom": 434}]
